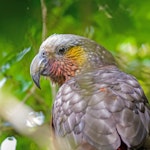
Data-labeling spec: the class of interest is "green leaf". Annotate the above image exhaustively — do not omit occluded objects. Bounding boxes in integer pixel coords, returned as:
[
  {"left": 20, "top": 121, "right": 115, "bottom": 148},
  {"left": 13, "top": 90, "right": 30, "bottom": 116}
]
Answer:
[{"left": 1, "top": 47, "right": 31, "bottom": 73}]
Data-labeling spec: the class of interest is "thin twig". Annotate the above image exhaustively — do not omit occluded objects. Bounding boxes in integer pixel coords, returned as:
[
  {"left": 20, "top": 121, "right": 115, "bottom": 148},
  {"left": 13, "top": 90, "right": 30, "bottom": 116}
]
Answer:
[
  {"left": 40, "top": 0, "right": 47, "bottom": 41},
  {"left": 40, "top": 0, "right": 57, "bottom": 100},
  {"left": 22, "top": 85, "right": 36, "bottom": 103}
]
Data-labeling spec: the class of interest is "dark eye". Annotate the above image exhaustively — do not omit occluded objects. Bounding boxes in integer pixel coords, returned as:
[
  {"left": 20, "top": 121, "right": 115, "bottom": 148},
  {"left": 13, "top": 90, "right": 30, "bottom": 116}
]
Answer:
[{"left": 58, "top": 47, "right": 66, "bottom": 55}]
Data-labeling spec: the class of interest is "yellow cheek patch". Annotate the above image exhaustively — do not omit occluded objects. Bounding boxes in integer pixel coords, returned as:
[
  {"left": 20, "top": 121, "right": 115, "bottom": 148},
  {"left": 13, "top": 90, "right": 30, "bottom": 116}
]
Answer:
[{"left": 65, "top": 46, "right": 87, "bottom": 66}]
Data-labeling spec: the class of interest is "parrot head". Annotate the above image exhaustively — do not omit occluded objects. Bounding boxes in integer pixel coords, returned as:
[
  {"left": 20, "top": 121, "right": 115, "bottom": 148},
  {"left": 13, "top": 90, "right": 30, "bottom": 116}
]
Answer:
[{"left": 30, "top": 34, "right": 116, "bottom": 87}]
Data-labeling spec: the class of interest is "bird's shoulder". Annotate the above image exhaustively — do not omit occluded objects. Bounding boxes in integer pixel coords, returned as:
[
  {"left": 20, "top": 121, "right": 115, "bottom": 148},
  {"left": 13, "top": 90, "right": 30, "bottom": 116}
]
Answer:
[
  {"left": 55, "top": 65, "right": 149, "bottom": 113},
  {"left": 53, "top": 65, "right": 150, "bottom": 149}
]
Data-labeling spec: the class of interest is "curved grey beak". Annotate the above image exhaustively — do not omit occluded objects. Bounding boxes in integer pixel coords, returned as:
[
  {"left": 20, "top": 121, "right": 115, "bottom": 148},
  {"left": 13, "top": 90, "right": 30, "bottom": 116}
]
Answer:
[{"left": 30, "top": 54, "right": 43, "bottom": 89}]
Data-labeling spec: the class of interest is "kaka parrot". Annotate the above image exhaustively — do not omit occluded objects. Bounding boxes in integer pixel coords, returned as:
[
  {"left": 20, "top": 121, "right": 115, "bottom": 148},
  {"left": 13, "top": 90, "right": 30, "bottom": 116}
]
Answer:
[{"left": 30, "top": 34, "right": 150, "bottom": 150}]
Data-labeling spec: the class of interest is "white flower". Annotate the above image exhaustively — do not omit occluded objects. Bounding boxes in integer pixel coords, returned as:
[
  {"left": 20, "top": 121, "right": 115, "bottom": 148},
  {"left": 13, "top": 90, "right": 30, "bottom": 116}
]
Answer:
[{"left": 1, "top": 137, "right": 17, "bottom": 150}]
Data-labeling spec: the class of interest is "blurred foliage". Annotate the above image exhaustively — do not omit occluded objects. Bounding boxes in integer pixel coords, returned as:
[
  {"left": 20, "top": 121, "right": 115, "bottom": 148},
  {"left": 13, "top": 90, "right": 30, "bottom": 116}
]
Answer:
[{"left": 0, "top": 0, "right": 150, "bottom": 149}]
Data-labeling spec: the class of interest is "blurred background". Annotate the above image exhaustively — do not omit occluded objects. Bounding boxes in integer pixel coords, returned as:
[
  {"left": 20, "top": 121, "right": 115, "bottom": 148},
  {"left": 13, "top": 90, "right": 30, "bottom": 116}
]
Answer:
[{"left": 0, "top": 0, "right": 150, "bottom": 149}]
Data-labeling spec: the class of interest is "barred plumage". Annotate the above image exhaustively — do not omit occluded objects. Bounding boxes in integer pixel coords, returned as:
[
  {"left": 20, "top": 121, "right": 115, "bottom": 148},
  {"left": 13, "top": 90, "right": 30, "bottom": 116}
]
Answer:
[{"left": 30, "top": 34, "right": 150, "bottom": 150}]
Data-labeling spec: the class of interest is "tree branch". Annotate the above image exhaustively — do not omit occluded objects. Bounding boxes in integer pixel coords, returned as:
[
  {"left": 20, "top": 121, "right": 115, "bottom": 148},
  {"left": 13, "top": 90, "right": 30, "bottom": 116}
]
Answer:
[
  {"left": 40, "top": 0, "right": 57, "bottom": 100},
  {"left": 40, "top": 0, "right": 47, "bottom": 41}
]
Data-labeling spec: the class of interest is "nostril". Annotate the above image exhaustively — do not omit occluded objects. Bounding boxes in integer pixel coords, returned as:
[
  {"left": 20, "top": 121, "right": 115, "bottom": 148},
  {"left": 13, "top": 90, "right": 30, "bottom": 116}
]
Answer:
[
  {"left": 41, "top": 50, "right": 49, "bottom": 58},
  {"left": 42, "top": 51, "right": 46, "bottom": 57}
]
